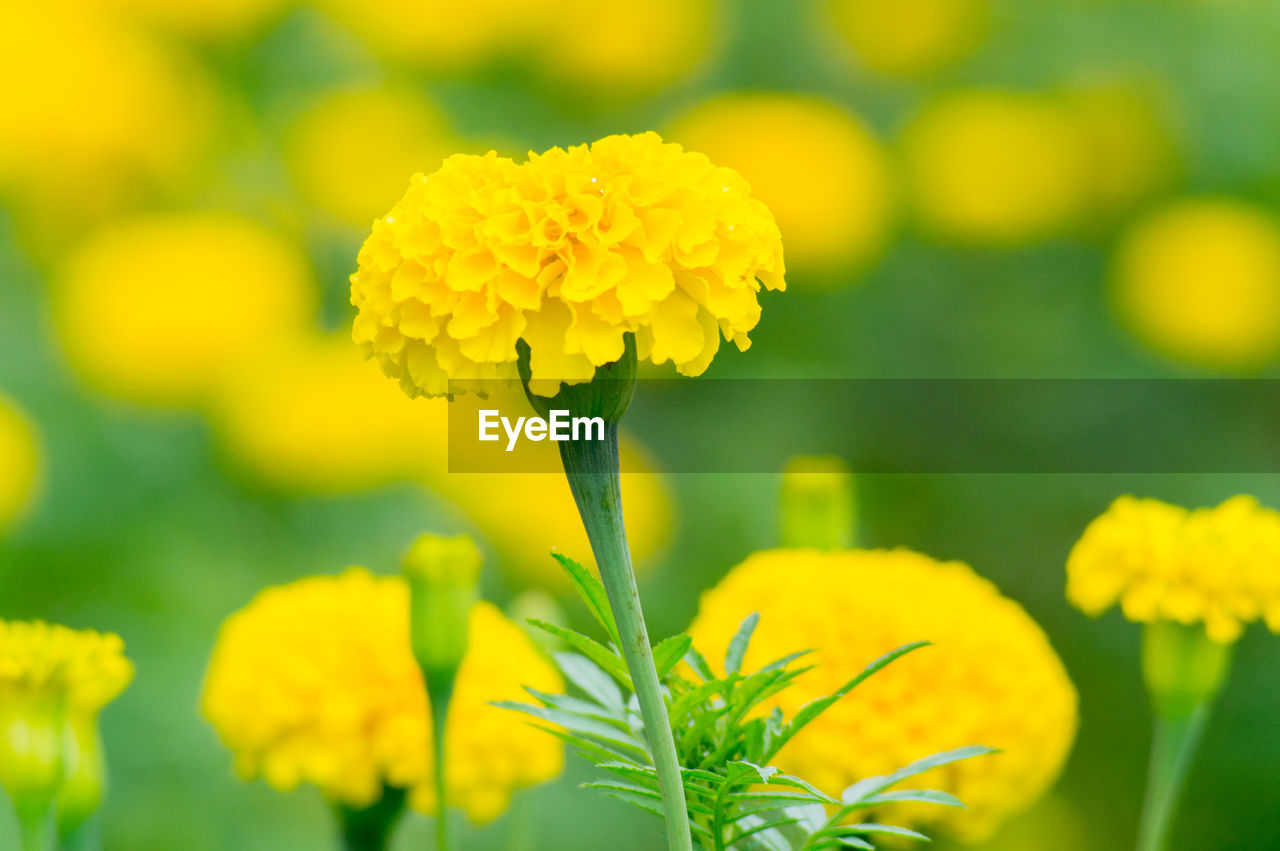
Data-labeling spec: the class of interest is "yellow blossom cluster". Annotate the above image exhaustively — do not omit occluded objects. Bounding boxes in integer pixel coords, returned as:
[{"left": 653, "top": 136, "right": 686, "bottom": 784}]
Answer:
[
  {"left": 0, "top": 621, "right": 133, "bottom": 713},
  {"left": 351, "top": 132, "right": 785, "bottom": 398},
  {"left": 1067, "top": 495, "right": 1280, "bottom": 643},
  {"left": 1111, "top": 199, "right": 1280, "bottom": 371},
  {"left": 200, "top": 569, "right": 563, "bottom": 822},
  {"left": 0, "top": 394, "right": 41, "bottom": 534},
  {"left": 688, "top": 548, "right": 1077, "bottom": 841}
]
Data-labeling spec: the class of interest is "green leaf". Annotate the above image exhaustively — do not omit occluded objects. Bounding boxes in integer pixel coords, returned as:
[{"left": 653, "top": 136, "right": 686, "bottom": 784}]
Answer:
[
  {"left": 531, "top": 723, "right": 638, "bottom": 765},
  {"left": 491, "top": 701, "right": 649, "bottom": 760},
  {"left": 527, "top": 619, "right": 631, "bottom": 687},
  {"left": 759, "top": 648, "right": 815, "bottom": 673},
  {"left": 668, "top": 679, "right": 723, "bottom": 727},
  {"left": 652, "top": 633, "right": 694, "bottom": 679},
  {"left": 852, "top": 789, "right": 966, "bottom": 810},
  {"left": 729, "top": 760, "right": 778, "bottom": 784},
  {"left": 840, "top": 745, "right": 994, "bottom": 805},
  {"left": 684, "top": 645, "right": 716, "bottom": 682},
  {"left": 555, "top": 652, "right": 625, "bottom": 711},
  {"left": 522, "top": 687, "right": 628, "bottom": 729},
  {"left": 550, "top": 551, "right": 621, "bottom": 646},
  {"left": 766, "top": 641, "right": 930, "bottom": 761},
  {"left": 583, "top": 782, "right": 715, "bottom": 817},
  {"left": 814, "top": 823, "right": 930, "bottom": 842},
  {"left": 725, "top": 612, "right": 760, "bottom": 676}
]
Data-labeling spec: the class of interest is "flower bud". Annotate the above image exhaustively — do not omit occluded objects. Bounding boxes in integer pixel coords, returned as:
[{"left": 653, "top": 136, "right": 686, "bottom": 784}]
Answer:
[
  {"left": 0, "top": 693, "right": 65, "bottom": 824},
  {"left": 778, "top": 455, "right": 856, "bottom": 550},
  {"left": 402, "top": 533, "right": 482, "bottom": 687},
  {"left": 57, "top": 713, "right": 106, "bottom": 839},
  {"left": 1142, "top": 620, "right": 1232, "bottom": 718}
]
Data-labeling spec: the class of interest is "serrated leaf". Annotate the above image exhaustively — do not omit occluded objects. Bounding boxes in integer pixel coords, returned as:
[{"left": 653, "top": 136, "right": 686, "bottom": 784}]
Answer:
[
  {"left": 652, "top": 633, "right": 694, "bottom": 679},
  {"left": 729, "top": 760, "right": 778, "bottom": 785},
  {"left": 530, "top": 723, "right": 637, "bottom": 765},
  {"left": 583, "top": 783, "right": 715, "bottom": 817},
  {"left": 816, "top": 823, "right": 931, "bottom": 842},
  {"left": 550, "top": 552, "right": 621, "bottom": 646},
  {"left": 523, "top": 687, "right": 628, "bottom": 727},
  {"left": 527, "top": 619, "right": 631, "bottom": 687},
  {"left": 725, "top": 612, "right": 760, "bottom": 676},
  {"left": 853, "top": 789, "right": 966, "bottom": 810},
  {"left": 555, "top": 652, "right": 625, "bottom": 712},
  {"left": 841, "top": 745, "right": 994, "bottom": 805},
  {"left": 684, "top": 645, "right": 715, "bottom": 682},
  {"left": 759, "top": 648, "right": 815, "bottom": 673},
  {"left": 668, "top": 680, "right": 723, "bottom": 727},
  {"left": 766, "top": 641, "right": 930, "bottom": 761}
]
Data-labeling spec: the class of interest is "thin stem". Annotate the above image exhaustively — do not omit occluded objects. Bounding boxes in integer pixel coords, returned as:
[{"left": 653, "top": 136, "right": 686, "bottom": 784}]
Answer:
[
  {"left": 559, "top": 425, "right": 694, "bottom": 851},
  {"left": 429, "top": 681, "right": 454, "bottom": 851},
  {"left": 1136, "top": 706, "right": 1209, "bottom": 851}
]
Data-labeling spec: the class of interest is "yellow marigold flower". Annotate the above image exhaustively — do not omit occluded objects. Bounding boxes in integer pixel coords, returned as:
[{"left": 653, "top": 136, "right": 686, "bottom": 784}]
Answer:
[
  {"left": 0, "top": 621, "right": 133, "bottom": 714},
  {"left": 316, "top": 0, "right": 539, "bottom": 69},
  {"left": 211, "top": 334, "right": 446, "bottom": 492},
  {"left": 541, "top": 0, "right": 717, "bottom": 94},
  {"left": 902, "top": 90, "right": 1090, "bottom": 245},
  {"left": 668, "top": 94, "right": 892, "bottom": 278},
  {"left": 351, "top": 132, "right": 785, "bottom": 399},
  {"left": 201, "top": 569, "right": 563, "bottom": 822},
  {"left": 0, "top": 6, "right": 215, "bottom": 228},
  {"left": 1111, "top": 199, "right": 1280, "bottom": 371},
  {"left": 1066, "top": 495, "right": 1280, "bottom": 643},
  {"left": 286, "top": 86, "right": 458, "bottom": 228},
  {"left": 55, "top": 214, "right": 316, "bottom": 407},
  {"left": 0, "top": 393, "right": 41, "bottom": 535},
  {"left": 825, "top": 0, "right": 987, "bottom": 76},
  {"left": 688, "top": 549, "right": 1078, "bottom": 841}
]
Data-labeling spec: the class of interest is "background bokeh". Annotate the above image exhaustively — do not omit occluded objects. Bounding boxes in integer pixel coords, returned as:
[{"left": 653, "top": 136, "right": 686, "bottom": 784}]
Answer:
[{"left": 3, "top": 0, "right": 1280, "bottom": 847}]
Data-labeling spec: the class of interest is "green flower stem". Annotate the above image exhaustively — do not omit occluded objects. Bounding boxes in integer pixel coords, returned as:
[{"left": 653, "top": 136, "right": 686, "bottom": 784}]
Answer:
[
  {"left": 18, "top": 808, "right": 54, "bottom": 851},
  {"left": 428, "top": 678, "right": 455, "bottom": 851},
  {"left": 1135, "top": 621, "right": 1232, "bottom": 851},
  {"left": 559, "top": 426, "right": 694, "bottom": 851},
  {"left": 334, "top": 786, "right": 406, "bottom": 851},
  {"left": 1136, "top": 707, "right": 1209, "bottom": 851}
]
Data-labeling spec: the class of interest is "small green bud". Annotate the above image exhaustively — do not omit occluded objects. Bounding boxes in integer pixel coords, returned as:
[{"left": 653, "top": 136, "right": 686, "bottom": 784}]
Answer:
[
  {"left": 1141, "top": 620, "right": 1232, "bottom": 718},
  {"left": 0, "top": 693, "right": 65, "bottom": 825},
  {"left": 56, "top": 713, "right": 105, "bottom": 840},
  {"left": 779, "top": 456, "right": 856, "bottom": 550},
  {"left": 402, "top": 533, "right": 482, "bottom": 686}
]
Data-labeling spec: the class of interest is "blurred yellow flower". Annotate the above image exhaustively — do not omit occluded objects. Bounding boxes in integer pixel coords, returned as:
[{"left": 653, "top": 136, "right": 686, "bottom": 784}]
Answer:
[
  {"left": 91, "top": 0, "right": 287, "bottom": 41},
  {"left": 902, "top": 90, "right": 1090, "bottom": 245},
  {"left": 0, "top": 621, "right": 133, "bottom": 826},
  {"left": 541, "top": 0, "right": 717, "bottom": 94},
  {"left": 0, "top": 6, "right": 215, "bottom": 227},
  {"left": 1067, "top": 81, "right": 1179, "bottom": 219},
  {"left": 351, "top": 132, "right": 785, "bottom": 398},
  {"left": 825, "top": 0, "right": 987, "bottom": 76},
  {"left": 212, "top": 334, "right": 446, "bottom": 492},
  {"left": 1111, "top": 199, "right": 1280, "bottom": 370},
  {"left": 0, "top": 621, "right": 133, "bottom": 714},
  {"left": 201, "top": 569, "right": 563, "bottom": 822},
  {"left": 0, "top": 394, "right": 41, "bottom": 534},
  {"left": 688, "top": 548, "right": 1077, "bottom": 841},
  {"left": 1067, "top": 495, "right": 1280, "bottom": 643},
  {"left": 316, "top": 0, "right": 539, "bottom": 69},
  {"left": 55, "top": 214, "right": 316, "bottom": 407},
  {"left": 444, "top": 440, "right": 672, "bottom": 589},
  {"left": 286, "top": 86, "right": 458, "bottom": 228},
  {"left": 668, "top": 93, "right": 892, "bottom": 277}
]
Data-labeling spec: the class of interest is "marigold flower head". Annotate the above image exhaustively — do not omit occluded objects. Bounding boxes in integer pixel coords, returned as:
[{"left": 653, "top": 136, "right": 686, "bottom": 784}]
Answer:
[
  {"left": 201, "top": 569, "right": 563, "bottom": 822},
  {"left": 286, "top": 86, "right": 457, "bottom": 227},
  {"left": 1067, "top": 495, "right": 1280, "bottom": 643},
  {"left": 825, "top": 0, "right": 987, "bottom": 76},
  {"left": 350, "top": 131, "right": 785, "bottom": 399},
  {"left": 0, "top": 394, "right": 41, "bottom": 534},
  {"left": 668, "top": 94, "right": 892, "bottom": 277},
  {"left": 0, "top": 620, "right": 133, "bottom": 713},
  {"left": 688, "top": 548, "right": 1077, "bottom": 841},
  {"left": 903, "top": 90, "right": 1090, "bottom": 245},
  {"left": 1111, "top": 199, "right": 1280, "bottom": 370},
  {"left": 56, "top": 214, "right": 316, "bottom": 407},
  {"left": 211, "top": 334, "right": 446, "bottom": 492}
]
